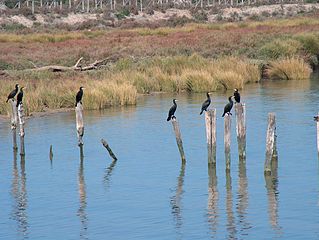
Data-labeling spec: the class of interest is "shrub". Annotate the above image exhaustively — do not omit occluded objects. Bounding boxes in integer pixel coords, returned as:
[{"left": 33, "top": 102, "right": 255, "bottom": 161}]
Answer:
[{"left": 258, "top": 39, "right": 302, "bottom": 60}]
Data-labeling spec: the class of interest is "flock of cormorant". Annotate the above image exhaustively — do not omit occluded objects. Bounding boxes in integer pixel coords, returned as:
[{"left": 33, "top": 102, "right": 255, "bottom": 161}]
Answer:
[
  {"left": 167, "top": 88, "right": 241, "bottom": 121},
  {"left": 6, "top": 84, "right": 241, "bottom": 121}
]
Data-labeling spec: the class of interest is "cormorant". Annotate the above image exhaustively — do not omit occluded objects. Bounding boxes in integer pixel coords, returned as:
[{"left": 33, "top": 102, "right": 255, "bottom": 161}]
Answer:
[
  {"left": 16, "top": 87, "right": 24, "bottom": 107},
  {"left": 167, "top": 99, "right": 178, "bottom": 121},
  {"left": 234, "top": 88, "right": 240, "bottom": 103},
  {"left": 200, "top": 92, "right": 212, "bottom": 115},
  {"left": 6, "top": 84, "right": 19, "bottom": 103},
  {"left": 75, "top": 86, "right": 84, "bottom": 107},
  {"left": 222, "top": 96, "right": 234, "bottom": 117}
]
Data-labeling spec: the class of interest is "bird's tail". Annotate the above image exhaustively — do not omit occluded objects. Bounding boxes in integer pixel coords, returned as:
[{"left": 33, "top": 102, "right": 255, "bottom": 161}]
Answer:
[
  {"left": 222, "top": 113, "right": 225, "bottom": 117},
  {"left": 167, "top": 116, "right": 171, "bottom": 121},
  {"left": 200, "top": 110, "right": 203, "bottom": 115},
  {"left": 6, "top": 99, "right": 8, "bottom": 103},
  {"left": 16, "top": 102, "right": 19, "bottom": 107}
]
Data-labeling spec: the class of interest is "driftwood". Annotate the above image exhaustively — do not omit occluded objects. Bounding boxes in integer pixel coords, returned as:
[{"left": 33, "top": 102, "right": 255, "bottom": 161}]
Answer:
[{"left": 27, "top": 57, "right": 110, "bottom": 72}]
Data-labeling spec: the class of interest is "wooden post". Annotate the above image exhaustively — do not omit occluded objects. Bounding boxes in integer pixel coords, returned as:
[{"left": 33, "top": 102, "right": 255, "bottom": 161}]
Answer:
[
  {"left": 316, "top": 112, "right": 319, "bottom": 153},
  {"left": 205, "top": 109, "right": 216, "bottom": 164},
  {"left": 235, "top": 103, "right": 246, "bottom": 162},
  {"left": 264, "top": 113, "right": 276, "bottom": 174},
  {"left": 171, "top": 118, "right": 186, "bottom": 163},
  {"left": 224, "top": 114, "right": 231, "bottom": 171},
  {"left": 101, "top": 138, "right": 118, "bottom": 161},
  {"left": 9, "top": 99, "right": 18, "bottom": 150},
  {"left": 75, "top": 103, "right": 84, "bottom": 147},
  {"left": 18, "top": 103, "right": 25, "bottom": 156},
  {"left": 49, "top": 145, "right": 53, "bottom": 161}
]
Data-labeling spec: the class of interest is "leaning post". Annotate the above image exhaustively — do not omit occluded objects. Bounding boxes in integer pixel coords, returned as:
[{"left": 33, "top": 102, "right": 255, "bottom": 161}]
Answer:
[
  {"left": 235, "top": 103, "right": 246, "bottom": 162},
  {"left": 171, "top": 118, "right": 186, "bottom": 164},
  {"left": 205, "top": 109, "right": 216, "bottom": 164},
  {"left": 264, "top": 113, "right": 276, "bottom": 175},
  {"left": 17, "top": 103, "right": 25, "bottom": 156},
  {"left": 224, "top": 114, "right": 231, "bottom": 171},
  {"left": 9, "top": 99, "right": 18, "bottom": 150}
]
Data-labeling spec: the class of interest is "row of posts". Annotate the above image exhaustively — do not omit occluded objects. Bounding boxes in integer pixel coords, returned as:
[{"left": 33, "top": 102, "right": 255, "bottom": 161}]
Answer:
[
  {"left": 171, "top": 103, "right": 278, "bottom": 175},
  {"left": 12, "top": 0, "right": 305, "bottom": 14}
]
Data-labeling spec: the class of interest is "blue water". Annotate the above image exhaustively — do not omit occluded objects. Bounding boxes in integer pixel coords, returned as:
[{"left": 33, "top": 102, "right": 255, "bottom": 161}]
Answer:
[{"left": 0, "top": 77, "right": 318, "bottom": 240}]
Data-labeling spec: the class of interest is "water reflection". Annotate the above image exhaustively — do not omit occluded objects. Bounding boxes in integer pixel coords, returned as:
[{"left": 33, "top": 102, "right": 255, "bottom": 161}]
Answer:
[
  {"left": 226, "top": 172, "right": 236, "bottom": 240},
  {"left": 103, "top": 160, "right": 117, "bottom": 191},
  {"left": 264, "top": 157, "right": 282, "bottom": 234},
  {"left": 170, "top": 163, "right": 185, "bottom": 237},
  {"left": 207, "top": 164, "right": 218, "bottom": 239},
  {"left": 236, "top": 161, "right": 251, "bottom": 237},
  {"left": 10, "top": 150, "right": 29, "bottom": 239},
  {"left": 77, "top": 160, "right": 88, "bottom": 240}
]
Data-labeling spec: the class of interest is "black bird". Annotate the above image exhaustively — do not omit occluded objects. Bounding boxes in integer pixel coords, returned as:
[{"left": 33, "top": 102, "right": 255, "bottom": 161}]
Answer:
[
  {"left": 6, "top": 84, "right": 19, "bottom": 103},
  {"left": 75, "top": 86, "right": 84, "bottom": 107},
  {"left": 167, "top": 99, "right": 178, "bottom": 121},
  {"left": 16, "top": 87, "right": 24, "bottom": 107},
  {"left": 222, "top": 96, "right": 234, "bottom": 117},
  {"left": 200, "top": 92, "right": 212, "bottom": 115},
  {"left": 314, "top": 116, "right": 319, "bottom": 122},
  {"left": 234, "top": 88, "right": 240, "bottom": 103}
]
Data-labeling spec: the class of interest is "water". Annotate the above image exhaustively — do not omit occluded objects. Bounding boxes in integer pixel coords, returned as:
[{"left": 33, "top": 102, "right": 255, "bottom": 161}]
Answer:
[{"left": 0, "top": 76, "right": 319, "bottom": 240}]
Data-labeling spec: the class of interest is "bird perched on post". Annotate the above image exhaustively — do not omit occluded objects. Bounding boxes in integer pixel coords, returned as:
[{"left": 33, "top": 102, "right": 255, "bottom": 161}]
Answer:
[
  {"left": 75, "top": 87, "right": 84, "bottom": 107},
  {"left": 6, "top": 84, "right": 19, "bottom": 103},
  {"left": 222, "top": 96, "right": 234, "bottom": 117},
  {"left": 167, "top": 99, "right": 178, "bottom": 121},
  {"left": 233, "top": 88, "right": 240, "bottom": 103},
  {"left": 200, "top": 92, "right": 212, "bottom": 115},
  {"left": 16, "top": 87, "right": 25, "bottom": 107}
]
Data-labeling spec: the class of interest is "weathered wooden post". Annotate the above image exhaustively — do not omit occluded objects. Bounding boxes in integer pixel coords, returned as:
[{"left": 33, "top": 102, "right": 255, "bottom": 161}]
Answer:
[
  {"left": 49, "top": 145, "right": 53, "bottom": 161},
  {"left": 101, "top": 138, "right": 118, "bottom": 161},
  {"left": 205, "top": 109, "right": 216, "bottom": 164},
  {"left": 18, "top": 103, "right": 25, "bottom": 156},
  {"left": 264, "top": 113, "right": 276, "bottom": 175},
  {"left": 235, "top": 103, "right": 246, "bottom": 162},
  {"left": 9, "top": 99, "right": 18, "bottom": 150},
  {"left": 224, "top": 114, "right": 231, "bottom": 171},
  {"left": 171, "top": 118, "right": 186, "bottom": 163},
  {"left": 76, "top": 103, "right": 84, "bottom": 146},
  {"left": 316, "top": 112, "right": 319, "bottom": 153}
]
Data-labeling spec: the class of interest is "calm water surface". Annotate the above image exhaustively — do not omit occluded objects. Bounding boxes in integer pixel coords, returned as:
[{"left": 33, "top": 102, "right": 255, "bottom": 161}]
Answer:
[{"left": 0, "top": 75, "right": 319, "bottom": 239}]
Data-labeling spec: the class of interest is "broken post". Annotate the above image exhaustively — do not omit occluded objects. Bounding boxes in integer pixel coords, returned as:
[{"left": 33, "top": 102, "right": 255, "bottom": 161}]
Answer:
[
  {"left": 101, "top": 138, "right": 118, "bottom": 161},
  {"left": 171, "top": 118, "right": 186, "bottom": 163},
  {"left": 17, "top": 103, "right": 25, "bottom": 156},
  {"left": 9, "top": 99, "right": 18, "bottom": 150},
  {"left": 235, "top": 103, "right": 246, "bottom": 162},
  {"left": 205, "top": 109, "right": 216, "bottom": 164},
  {"left": 224, "top": 114, "right": 231, "bottom": 171},
  {"left": 75, "top": 103, "right": 84, "bottom": 147},
  {"left": 264, "top": 113, "right": 276, "bottom": 175}
]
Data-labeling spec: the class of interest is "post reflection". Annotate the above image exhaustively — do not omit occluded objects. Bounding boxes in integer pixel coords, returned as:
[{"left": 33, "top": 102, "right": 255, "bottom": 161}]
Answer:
[
  {"left": 207, "top": 163, "right": 218, "bottom": 238},
  {"left": 170, "top": 163, "right": 185, "bottom": 236},
  {"left": 264, "top": 157, "right": 282, "bottom": 234},
  {"left": 226, "top": 171, "right": 236, "bottom": 240},
  {"left": 77, "top": 160, "right": 88, "bottom": 240},
  {"left": 11, "top": 150, "right": 29, "bottom": 239},
  {"left": 103, "top": 160, "right": 117, "bottom": 191},
  {"left": 236, "top": 161, "right": 251, "bottom": 237}
]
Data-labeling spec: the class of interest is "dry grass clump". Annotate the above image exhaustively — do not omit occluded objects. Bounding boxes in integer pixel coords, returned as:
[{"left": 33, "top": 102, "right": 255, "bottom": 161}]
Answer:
[{"left": 267, "top": 57, "right": 312, "bottom": 80}]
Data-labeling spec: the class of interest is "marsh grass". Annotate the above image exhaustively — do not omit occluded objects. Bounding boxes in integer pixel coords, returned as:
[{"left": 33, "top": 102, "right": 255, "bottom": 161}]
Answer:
[
  {"left": 268, "top": 57, "right": 312, "bottom": 80},
  {"left": 1, "top": 55, "right": 260, "bottom": 115}
]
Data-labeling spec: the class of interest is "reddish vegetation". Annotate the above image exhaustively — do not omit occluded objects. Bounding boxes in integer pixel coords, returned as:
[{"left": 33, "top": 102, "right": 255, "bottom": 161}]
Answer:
[{"left": 1, "top": 20, "right": 319, "bottom": 69}]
